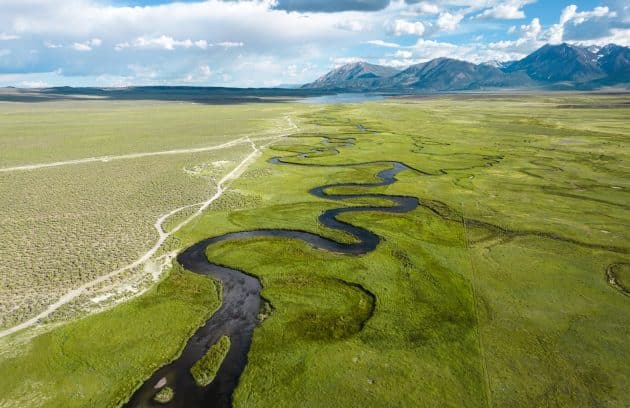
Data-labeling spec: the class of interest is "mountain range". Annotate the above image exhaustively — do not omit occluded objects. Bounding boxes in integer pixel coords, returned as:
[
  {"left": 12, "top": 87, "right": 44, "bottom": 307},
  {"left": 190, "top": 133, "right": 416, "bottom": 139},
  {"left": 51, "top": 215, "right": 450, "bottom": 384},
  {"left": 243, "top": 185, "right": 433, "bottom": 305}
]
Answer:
[{"left": 302, "top": 43, "right": 630, "bottom": 92}]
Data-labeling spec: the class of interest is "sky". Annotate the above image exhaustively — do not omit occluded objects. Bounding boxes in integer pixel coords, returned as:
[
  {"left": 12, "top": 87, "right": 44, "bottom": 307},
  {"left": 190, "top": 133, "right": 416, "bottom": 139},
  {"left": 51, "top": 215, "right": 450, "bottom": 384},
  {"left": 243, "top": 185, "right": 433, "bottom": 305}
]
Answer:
[{"left": 0, "top": 0, "right": 628, "bottom": 88}]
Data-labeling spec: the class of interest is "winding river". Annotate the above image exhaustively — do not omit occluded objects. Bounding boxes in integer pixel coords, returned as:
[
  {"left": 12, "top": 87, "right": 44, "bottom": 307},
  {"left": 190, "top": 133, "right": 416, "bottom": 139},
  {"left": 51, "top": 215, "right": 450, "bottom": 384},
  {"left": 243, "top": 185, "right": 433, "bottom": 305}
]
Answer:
[
  {"left": 124, "top": 123, "right": 630, "bottom": 407},
  {"left": 124, "top": 130, "right": 420, "bottom": 407}
]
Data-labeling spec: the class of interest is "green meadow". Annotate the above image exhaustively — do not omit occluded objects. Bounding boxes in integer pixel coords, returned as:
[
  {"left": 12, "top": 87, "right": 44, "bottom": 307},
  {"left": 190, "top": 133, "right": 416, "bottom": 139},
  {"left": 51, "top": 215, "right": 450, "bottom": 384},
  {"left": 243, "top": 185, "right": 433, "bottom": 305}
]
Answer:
[{"left": 0, "top": 94, "right": 628, "bottom": 407}]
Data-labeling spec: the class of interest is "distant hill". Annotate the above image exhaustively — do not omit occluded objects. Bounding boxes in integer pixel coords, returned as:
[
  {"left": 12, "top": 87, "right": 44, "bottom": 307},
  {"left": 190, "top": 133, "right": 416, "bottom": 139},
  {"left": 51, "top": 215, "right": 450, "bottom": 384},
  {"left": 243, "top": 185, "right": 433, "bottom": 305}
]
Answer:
[
  {"left": 301, "top": 62, "right": 400, "bottom": 90},
  {"left": 302, "top": 43, "right": 630, "bottom": 92}
]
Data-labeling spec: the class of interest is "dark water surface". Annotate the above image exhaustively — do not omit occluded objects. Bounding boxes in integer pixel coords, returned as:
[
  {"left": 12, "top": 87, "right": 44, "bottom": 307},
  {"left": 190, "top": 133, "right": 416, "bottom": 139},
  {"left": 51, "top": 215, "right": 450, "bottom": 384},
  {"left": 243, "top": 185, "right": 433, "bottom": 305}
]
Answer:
[{"left": 125, "top": 132, "right": 419, "bottom": 407}]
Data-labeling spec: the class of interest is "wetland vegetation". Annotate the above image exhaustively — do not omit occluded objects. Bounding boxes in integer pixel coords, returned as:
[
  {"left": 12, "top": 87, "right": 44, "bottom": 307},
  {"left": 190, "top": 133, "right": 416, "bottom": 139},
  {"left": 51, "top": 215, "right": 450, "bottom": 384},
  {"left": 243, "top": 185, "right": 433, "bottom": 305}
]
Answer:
[
  {"left": 153, "top": 387, "right": 174, "bottom": 404},
  {"left": 191, "top": 336, "right": 231, "bottom": 387},
  {"left": 0, "top": 93, "right": 628, "bottom": 407}
]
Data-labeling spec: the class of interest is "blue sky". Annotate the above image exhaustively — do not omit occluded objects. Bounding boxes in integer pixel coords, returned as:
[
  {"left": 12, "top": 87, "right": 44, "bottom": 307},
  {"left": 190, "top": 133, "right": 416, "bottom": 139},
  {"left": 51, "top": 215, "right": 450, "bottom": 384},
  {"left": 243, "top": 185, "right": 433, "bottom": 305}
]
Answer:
[{"left": 0, "top": 0, "right": 628, "bottom": 87}]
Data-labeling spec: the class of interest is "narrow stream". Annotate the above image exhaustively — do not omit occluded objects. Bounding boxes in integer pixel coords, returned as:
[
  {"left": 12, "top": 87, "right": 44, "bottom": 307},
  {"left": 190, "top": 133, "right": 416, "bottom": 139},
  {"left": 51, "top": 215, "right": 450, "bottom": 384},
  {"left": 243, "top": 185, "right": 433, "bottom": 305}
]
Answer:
[{"left": 125, "top": 130, "right": 420, "bottom": 407}]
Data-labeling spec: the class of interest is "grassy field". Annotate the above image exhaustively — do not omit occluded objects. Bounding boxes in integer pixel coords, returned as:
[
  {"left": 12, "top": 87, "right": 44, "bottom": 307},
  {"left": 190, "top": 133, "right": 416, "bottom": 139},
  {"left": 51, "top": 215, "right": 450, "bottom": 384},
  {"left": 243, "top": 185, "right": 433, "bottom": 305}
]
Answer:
[
  {"left": 0, "top": 94, "right": 628, "bottom": 407},
  {"left": 0, "top": 101, "right": 295, "bottom": 166},
  {"left": 185, "top": 94, "right": 630, "bottom": 407},
  {"left": 0, "top": 100, "right": 298, "bottom": 329},
  {"left": 0, "top": 265, "right": 221, "bottom": 407}
]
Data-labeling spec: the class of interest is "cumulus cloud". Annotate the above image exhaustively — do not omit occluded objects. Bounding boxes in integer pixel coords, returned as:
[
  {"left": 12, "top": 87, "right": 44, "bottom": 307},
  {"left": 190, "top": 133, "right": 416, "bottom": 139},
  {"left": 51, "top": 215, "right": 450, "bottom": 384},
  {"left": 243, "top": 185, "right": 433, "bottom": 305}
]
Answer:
[
  {"left": 114, "top": 36, "right": 244, "bottom": 52},
  {"left": 550, "top": 5, "right": 630, "bottom": 43},
  {"left": 550, "top": 5, "right": 626, "bottom": 44},
  {"left": 216, "top": 41, "right": 245, "bottom": 49},
  {"left": 437, "top": 12, "right": 463, "bottom": 31},
  {"left": 0, "top": 33, "right": 20, "bottom": 41},
  {"left": 402, "top": 1, "right": 440, "bottom": 15},
  {"left": 483, "top": 3, "right": 630, "bottom": 60},
  {"left": 116, "top": 36, "right": 204, "bottom": 51},
  {"left": 476, "top": 1, "right": 535, "bottom": 20},
  {"left": 376, "top": 38, "right": 459, "bottom": 67},
  {"left": 415, "top": 2, "right": 440, "bottom": 15},
  {"left": 394, "top": 49, "right": 413, "bottom": 58},
  {"left": 71, "top": 38, "right": 101, "bottom": 52},
  {"left": 391, "top": 19, "right": 426, "bottom": 36},
  {"left": 0, "top": 0, "right": 628, "bottom": 86},
  {"left": 274, "top": 0, "right": 391, "bottom": 12},
  {"left": 182, "top": 64, "right": 213, "bottom": 83},
  {"left": 44, "top": 42, "right": 63, "bottom": 49},
  {"left": 71, "top": 43, "right": 92, "bottom": 52},
  {"left": 366, "top": 39, "right": 401, "bottom": 48},
  {"left": 334, "top": 20, "right": 370, "bottom": 32},
  {"left": 332, "top": 56, "right": 364, "bottom": 66}
]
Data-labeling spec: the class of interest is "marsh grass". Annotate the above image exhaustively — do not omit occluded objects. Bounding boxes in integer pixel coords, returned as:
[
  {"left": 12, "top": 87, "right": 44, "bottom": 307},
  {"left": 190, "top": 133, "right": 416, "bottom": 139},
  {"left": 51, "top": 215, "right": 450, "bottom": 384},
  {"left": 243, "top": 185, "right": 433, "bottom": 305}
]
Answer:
[
  {"left": 153, "top": 386, "right": 174, "bottom": 404},
  {"left": 190, "top": 336, "right": 231, "bottom": 387},
  {"left": 0, "top": 265, "right": 221, "bottom": 407}
]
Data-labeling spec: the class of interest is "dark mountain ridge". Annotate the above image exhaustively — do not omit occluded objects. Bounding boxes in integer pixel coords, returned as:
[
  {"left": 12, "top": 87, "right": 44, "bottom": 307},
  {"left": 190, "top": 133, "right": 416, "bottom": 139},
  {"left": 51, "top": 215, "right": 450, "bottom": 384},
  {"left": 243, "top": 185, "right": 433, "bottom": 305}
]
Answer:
[
  {"left": 302, "top": 43, "right": 630, "bottom": 92},
  {"left": 301, "top": 61, "right": 400, "bottom": 90},
  {"left": 383, "top": 57, "right": 533, "bottom": 91},
  {"left": 503, "top": 43, "right": 604, "bottom": 82}
]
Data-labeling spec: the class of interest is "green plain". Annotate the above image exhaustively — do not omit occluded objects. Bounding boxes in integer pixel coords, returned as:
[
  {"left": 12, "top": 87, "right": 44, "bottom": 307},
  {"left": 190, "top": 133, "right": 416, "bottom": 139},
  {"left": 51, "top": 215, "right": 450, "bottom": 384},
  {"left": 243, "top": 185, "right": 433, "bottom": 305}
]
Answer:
[
  {"left": 0, "top": 94, "right": 628, "bottom": 407},
  {"left": 0, "top": 265, "right": 221, "bottom": 407}
]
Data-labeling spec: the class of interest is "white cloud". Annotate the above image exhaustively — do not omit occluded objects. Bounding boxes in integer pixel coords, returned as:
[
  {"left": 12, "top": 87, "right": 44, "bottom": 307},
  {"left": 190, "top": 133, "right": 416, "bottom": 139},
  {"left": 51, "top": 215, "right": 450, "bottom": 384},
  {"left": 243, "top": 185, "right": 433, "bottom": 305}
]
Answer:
[
  {"left": 0, "top": 33, "right": 20, "bottom": 41},
  {"left": 394, "top": 49, "right": 413, "bottom": 59},
  {"left": 182, "top": 64, "right": 213, "bottom": 83},
  {"left": 522, "top": 17, "right": 542, "bottom": 41},
  {"left": 484, "top": 4, "right": 628, "bottom": 61},
  {"left": 72, "top": 42, "right": 92, "bottom": 52},
  {"left": 70, "top": 38, "right": 102, "bottom": 52},
  {"left": 114, "top": 42, "right": 130, "bottom": 51},
  {"left": 45, "top": 41, "right": 63, "bottom": 49},
  {"left": 413, "top": 2, "right": 440, "bottom": 15},
  {"left": 216, "top": 41, "right": 244, "bottom": 49},
  {"left": 573, "top": 6, "right": 617, "bottom": 24},
  {"left": 130, "top": 36, "right": 192, "bottom": 50},
  {"left": 0, "top": 0, "right": 627, "bottom": 86},
  {"left": 391, "top": 19, "right": 425, "bottom": 36},
  {"left": 334, "top": 20, "right": 369, "bottom": 32},
  {"left": 571, "top": 28, "right": 630, "bottom": 47},
  {"left": 332, "top": 56, "right": 363, "bottom": 67},
  {"left": 20, "top": 80, "right": 49, "bottom": 88},
  {"left": 488, "top": 18, "right": 542, "bottom": 51},
  {"left": 437, "top": 12, "right": 463, "bottom": 31},
  {"left": 366, "top": 39, "right": 401, "bottom": 48},
  {"left": 409, "top": 38, "right": 458, "bottom": 59},
  {"left": 548, "top": 5, "right": 619, "bottom": 44},
  {"left": 560, "top": 5, "right": 578, "bottom": 25},
  {"left": 200, "top": 65, "right": 212, "bottom": 76},
  {"left": 376, "top": 38, "right": 461, "bottom": 68},
  {"left": 194, "top": 40, "right": 208, "bottom": 50},
  {"left": 114, "top": 36, "right": 243, "bottom": 51},
  {"left": 477, "top": 0, "right": 535, "bottom": 20}
]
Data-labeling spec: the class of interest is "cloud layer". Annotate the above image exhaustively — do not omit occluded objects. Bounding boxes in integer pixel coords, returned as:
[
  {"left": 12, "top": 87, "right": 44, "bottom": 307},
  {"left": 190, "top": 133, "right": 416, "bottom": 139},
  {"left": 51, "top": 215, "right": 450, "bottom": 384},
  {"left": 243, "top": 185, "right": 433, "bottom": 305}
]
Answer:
[{"left": 0, "top": 0, "right": 628, "bottom": 87}]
